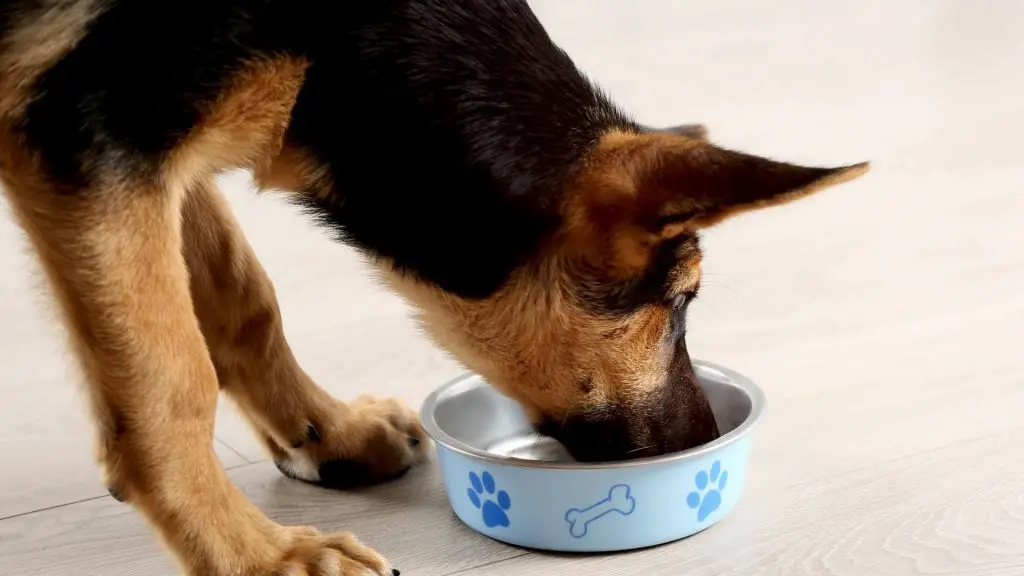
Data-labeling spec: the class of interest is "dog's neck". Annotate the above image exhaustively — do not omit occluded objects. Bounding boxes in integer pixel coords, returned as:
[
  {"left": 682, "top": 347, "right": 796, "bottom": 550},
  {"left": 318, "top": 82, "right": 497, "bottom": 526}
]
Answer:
[{"left": 284, "top": 0, "right": 635, "bottom": 299}]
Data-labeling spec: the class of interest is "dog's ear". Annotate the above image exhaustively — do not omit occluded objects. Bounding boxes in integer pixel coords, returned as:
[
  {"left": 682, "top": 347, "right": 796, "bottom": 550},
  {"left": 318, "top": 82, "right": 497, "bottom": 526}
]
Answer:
[
  {"left": 643, "top": 136, "right": 869, "bottom": 231},
  {"left": 638, "top": 123, "right": 710, "bottom": 141},
  {"left": 567, "top": 132, "right": 868, "bottom": 276},
  {"left": 581, "top": 131, "right": 869, "bottom": 232}
]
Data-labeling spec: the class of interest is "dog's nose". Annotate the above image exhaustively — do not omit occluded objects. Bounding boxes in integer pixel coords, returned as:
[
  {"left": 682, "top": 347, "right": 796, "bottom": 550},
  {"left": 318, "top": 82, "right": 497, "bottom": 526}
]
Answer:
[
  {"left": 536, "top": 396, "right": 720, "bottom": 463},
  {"left": 537, "top": 411, "right": 654, "bottom": 463}
]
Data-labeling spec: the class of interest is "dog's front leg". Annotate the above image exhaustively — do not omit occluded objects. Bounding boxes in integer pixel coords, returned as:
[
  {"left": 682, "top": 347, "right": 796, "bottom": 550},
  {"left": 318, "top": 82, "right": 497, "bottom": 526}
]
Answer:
[
  {"left": 1, "top": 172, "right": 393, "bottom": 575},
  {"left": 182, "top": 179, "right": 429, "bottom": 490}
]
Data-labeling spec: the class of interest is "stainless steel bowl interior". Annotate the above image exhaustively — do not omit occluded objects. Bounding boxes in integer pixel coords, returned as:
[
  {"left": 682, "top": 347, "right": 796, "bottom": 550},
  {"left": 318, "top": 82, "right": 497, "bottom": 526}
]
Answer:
[{"left": 421, "top": 361, "right": 766, "bottom": 469}]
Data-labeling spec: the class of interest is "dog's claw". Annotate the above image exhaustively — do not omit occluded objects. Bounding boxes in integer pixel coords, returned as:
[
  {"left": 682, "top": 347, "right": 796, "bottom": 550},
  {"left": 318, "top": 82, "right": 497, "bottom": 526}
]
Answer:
[{"left": 107, "top": 486, "right": 125, "bottom": 503}]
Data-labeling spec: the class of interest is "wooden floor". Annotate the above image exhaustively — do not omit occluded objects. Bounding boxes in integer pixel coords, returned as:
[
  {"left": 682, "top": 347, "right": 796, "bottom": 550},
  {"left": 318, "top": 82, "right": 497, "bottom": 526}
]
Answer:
[{"left": 2, "top": 1, "right": 1023, "bottom": 574}]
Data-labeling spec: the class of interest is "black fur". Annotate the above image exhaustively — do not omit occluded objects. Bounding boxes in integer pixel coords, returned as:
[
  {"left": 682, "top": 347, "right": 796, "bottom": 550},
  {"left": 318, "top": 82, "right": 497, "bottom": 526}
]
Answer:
[
  {"left": 21, "top": 0, "right": 303, "bottom": 185},
  {"left": 0, "top": 2, "right": 14, "bottom": 40},
  {"left": 4, "top": 0, "right": 721, "bottom": 466},
  {"left": 16, "top": 0, "right": 637, "bottom": 298},
  {"left": 286, "top": 0, "right": 635, "bottom": 297}
]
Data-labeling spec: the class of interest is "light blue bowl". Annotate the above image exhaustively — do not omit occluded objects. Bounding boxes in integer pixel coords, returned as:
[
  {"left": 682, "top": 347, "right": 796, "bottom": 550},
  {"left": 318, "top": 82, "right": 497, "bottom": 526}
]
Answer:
[{"left": 419, "top": 360, "right": 766, "bottom": 552}]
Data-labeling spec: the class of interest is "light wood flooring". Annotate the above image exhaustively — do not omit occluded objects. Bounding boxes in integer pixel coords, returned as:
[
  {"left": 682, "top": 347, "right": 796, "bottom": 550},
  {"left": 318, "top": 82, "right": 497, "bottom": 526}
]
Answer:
[{"left": 1, "top": 1, "right": 1022, "bottom": 574}]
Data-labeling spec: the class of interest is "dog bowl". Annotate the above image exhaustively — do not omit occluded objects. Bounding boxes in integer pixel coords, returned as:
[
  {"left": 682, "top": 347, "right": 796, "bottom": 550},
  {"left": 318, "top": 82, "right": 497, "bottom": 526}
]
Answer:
[{"left": 420, "top": 360, "right": 766, "bottom": 552}]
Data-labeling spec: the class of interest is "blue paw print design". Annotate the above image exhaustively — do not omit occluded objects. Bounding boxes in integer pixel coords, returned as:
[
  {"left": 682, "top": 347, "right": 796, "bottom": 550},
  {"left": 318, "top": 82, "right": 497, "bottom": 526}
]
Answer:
[
  {"left": 467, "top": 471, "right": 511, "bottom": 528},
  {"left": 687, "top": 460, "right": 728, "bottom": 522}
]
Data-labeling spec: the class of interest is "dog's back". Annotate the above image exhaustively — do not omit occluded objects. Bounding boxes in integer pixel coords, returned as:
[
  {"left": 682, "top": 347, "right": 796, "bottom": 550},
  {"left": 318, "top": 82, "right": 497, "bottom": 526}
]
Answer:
[
  {"left": 1, "top": 0, "right": 632, "bottom": 295},
  {"left": 0, "top": 0, "right": 626, "bottom": 194}
]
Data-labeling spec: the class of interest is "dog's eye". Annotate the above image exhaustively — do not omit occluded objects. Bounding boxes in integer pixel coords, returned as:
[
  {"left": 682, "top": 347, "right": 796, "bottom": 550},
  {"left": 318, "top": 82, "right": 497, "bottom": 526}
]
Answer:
[
  {"left": 672, "top": 291, "right": 696, "bottom": 310},
  {"left": 669, "top": 292, "right": 695, "bottom": 338}
]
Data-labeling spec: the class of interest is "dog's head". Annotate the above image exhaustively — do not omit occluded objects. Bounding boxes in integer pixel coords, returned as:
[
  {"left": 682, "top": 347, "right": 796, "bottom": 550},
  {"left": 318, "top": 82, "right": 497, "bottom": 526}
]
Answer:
[{"left": 383, "top": 126, "right": 867, "bottom": 462}]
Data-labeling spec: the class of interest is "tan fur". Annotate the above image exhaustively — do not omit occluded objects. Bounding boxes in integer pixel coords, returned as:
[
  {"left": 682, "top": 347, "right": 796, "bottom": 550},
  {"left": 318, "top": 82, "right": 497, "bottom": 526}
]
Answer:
[
  {"left": 378, "top": 249, "right": 675, "bottom": 425},
  {"left": 377, "top": 128, "right": 868, "bottom": 430},
  {"left": 0, "top": 164, "right": 281, "bottom": 574},
  {"left": 686, "top": 161, "right": 870, "bottom": 228},
  {"left": 183, "top": 180, "right": 426, "bottom": 483},
  {"left": 561, "top": 132, "right": 697, "bottom": 280},
  {"left": 256, "top": 145, "right": 335, "bottom": 198},
  {"left": 166, "top": 56, "right": 312, "bottom": 192},
  {"left": 0, "top": 56, "right": 416, "bottom": 575},
  {"left": 567, "top": 130, "right": 869, "bottom": 276},
  {"left": 0, "top": 9, "right": 868, "bottom": 570}
]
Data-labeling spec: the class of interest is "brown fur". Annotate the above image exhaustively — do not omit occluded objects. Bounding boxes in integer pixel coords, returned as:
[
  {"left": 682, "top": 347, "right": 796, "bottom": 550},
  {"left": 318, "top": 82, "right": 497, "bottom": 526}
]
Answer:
[
  {"left": 0, "top": 54, "right": 420, "bottom": 574},
  {"left": 166, "top": 56, "right": 311, "bottom": 192},
  {"left": 0, "top": 117, "right": 866, "bottom": 576},
  {"left": 379, "top": 226, "right": 689, "bottom": 425},
  {"left": 379, "top": 127, "right": 868, "bottom": 453},
  {"left": 566, "top": 131, "right": 868, "bottom": 278},
  {"left": 0, "top": 7, "right": 868, "bottom": 573},
  {"left": 183, "top": 180, "right": 426, "bottom": 485},
  {"left": 256, "top": 145, "right": 334, "bottom": 198},
  {"left": 381, "top": 261, "right": 672, "bottom": 422}
]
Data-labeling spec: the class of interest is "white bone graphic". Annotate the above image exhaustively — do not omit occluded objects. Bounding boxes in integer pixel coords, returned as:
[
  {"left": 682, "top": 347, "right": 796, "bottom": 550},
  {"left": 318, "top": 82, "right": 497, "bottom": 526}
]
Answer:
[{"left": 565, "top": 484, "right": 636, "bottom": 538}]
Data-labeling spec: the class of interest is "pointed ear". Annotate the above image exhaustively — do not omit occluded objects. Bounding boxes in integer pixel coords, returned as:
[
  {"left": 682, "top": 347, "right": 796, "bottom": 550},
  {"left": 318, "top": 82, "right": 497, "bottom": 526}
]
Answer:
[
  {"left": 609, "top": 132, "right": 869, "bottom": 232},
  {"left": 564, "top": 131, "right": 868, "bottom": 277},
  {"left": 638, "top": 123, "right": 710, "bottom": 141},
  {"left": 646, "top": 138, "right": 868, "bottom": 230}
]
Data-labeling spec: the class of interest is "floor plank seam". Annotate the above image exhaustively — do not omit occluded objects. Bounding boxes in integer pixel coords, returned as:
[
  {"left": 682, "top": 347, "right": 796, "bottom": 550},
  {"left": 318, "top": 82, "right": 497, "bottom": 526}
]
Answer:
[
  {"left": 438, "top": 551, "right": 533, "bottom": 576},
  {"left": 216, "top": 437, "right": 256, "bottom": 464},
  {"left": 0, "top": 458, "right": 263, "bottom": 523},
  {"left": 0, "top": 494, "right": 107, "bottom": 523}
]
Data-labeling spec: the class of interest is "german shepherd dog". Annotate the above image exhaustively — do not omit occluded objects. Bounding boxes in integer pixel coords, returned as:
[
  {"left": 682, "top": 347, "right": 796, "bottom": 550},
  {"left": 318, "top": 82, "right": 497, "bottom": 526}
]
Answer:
[{"left": 0, "top": 0, "right": 867, "bottom": 573}]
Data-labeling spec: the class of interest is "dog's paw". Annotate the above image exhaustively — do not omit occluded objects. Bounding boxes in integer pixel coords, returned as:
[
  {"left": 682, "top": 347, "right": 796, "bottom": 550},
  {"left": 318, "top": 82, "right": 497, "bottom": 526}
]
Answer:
[
  {"left": 272, "top": 395, "right": 430, "bottom": 488},
  {"left": 265, "top": 527, "right": 397, "bottom": 576}
]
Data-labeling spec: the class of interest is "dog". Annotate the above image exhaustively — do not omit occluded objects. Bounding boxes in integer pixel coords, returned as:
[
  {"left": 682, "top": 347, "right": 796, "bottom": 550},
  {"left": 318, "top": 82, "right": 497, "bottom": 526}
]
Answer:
[{"left": 0, "top": 0, "right": 867, "bottom": 574}]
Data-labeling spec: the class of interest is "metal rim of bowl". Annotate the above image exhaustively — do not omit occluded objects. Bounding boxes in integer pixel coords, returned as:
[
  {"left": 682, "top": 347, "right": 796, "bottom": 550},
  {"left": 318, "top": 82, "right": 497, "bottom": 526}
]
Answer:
[{"left": 420, "top": 359, "right": 767, "bottom": 470}]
